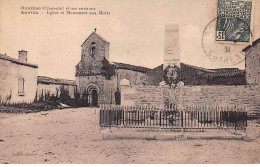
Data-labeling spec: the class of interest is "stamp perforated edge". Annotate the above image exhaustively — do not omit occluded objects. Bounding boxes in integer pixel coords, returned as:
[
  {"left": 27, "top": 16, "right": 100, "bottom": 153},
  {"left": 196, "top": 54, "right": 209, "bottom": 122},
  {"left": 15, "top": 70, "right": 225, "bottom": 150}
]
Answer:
[{"left": 214, "top": 0, "right": 255, "bottom": 46}]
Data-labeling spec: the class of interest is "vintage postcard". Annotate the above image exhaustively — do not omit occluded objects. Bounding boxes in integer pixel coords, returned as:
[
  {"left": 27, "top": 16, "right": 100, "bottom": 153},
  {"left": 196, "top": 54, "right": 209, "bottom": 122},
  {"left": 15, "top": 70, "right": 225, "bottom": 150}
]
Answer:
[{"left": 0, "top": 0, "right": 259, "bottom": 164}]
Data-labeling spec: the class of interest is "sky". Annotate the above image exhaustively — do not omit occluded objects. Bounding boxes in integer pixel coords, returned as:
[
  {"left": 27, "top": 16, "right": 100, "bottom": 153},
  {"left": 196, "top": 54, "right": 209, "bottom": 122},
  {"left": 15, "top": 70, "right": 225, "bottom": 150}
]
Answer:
[{"left": 0, "top": 0, "right": 259, "bottom": 80}]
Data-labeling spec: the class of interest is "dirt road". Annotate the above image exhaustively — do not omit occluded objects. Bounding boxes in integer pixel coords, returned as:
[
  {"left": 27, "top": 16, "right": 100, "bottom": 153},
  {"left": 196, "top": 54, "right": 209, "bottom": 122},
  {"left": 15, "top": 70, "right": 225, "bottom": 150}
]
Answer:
[{"left": 0, "top": 108, "right": 259, "bottom": 164}]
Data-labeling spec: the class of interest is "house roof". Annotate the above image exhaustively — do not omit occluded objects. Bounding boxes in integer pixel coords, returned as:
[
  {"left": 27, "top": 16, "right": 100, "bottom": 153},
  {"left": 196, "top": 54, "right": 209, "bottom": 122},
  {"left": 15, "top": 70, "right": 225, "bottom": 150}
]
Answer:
[
  {"left": 81, "top": 31, "right": 109, "bottom": 47},
  {"left": 151, "top": 63, "right": 245, "bottom": 78},
  {"left": 180, "top": 63, "right": 216, "bottom": 72},
  {"left": 242, "top": 38, "right": 260, "bottom": 52},
  {"left": 37, "top": 76, "right": 76, "bottom": 86},
  {"left": 112, "top": 62, "right": 151, "bottom": 73},
  {"left": 203, "top": 68, "right": 245, "bottom": 77},
  {"left": 112, "top": 61, "right": 244, "bottom": 77},
  {"left": 181, "top": 63, "right": 245, "bottom": 77},
  {"left": 0, "top": 53, "right": 38, "bottom": 68}
]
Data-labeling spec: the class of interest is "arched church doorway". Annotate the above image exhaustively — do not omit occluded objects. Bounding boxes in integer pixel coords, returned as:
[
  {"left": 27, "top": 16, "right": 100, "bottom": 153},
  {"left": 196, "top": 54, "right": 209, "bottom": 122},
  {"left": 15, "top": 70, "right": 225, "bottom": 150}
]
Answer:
[{"left": 86, "top": 84, "right": 99, "bottom": 107}]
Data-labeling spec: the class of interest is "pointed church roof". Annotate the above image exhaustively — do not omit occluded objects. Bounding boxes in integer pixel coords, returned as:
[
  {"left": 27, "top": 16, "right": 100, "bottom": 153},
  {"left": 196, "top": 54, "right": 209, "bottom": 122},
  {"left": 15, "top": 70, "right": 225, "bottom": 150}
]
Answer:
[{"left": 81, "top": 31, "right": 109, "bottom": 46}]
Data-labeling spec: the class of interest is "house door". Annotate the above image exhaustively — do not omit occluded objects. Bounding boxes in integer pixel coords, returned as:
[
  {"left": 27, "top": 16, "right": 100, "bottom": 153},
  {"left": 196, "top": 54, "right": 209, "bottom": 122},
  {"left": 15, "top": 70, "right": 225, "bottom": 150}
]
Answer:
[
  {"left": 91, "top": 89, "right": 98, "bottom": 106},
  {"left": 87, "top": 87, "right": 98, "bottom": 107}
]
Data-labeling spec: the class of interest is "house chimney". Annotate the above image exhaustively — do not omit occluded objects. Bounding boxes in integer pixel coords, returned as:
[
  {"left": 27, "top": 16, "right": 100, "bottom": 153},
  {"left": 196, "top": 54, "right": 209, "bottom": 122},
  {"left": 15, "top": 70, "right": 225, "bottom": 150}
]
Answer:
[{"left": 18, "top": 50, "right": 28, "bottom": 63}]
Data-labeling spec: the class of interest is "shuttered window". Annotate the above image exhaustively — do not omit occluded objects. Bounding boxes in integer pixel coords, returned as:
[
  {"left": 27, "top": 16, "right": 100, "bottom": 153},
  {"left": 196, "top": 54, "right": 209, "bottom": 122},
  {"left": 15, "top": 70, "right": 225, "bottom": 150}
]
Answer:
[{"left": 18, "top": 78, "right": 25, "bottom": 96}]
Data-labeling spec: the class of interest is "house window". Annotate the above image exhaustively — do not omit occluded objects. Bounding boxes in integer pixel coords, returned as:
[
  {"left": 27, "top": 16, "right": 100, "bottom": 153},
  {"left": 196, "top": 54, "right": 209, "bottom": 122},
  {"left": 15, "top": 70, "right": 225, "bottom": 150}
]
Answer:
[
  {"left": 18, "top": 78, "right": 25, "bottom": 96},
  {"left": 90, "top": 42, "right": 96, "bottom": 56}
]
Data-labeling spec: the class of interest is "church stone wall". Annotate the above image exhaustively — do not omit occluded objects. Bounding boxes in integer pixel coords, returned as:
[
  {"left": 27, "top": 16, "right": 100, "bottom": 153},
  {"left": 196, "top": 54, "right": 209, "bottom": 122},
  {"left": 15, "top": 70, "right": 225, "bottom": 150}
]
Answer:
[
  {"left": 76, "top": 68, "right": 153, "bottom": 106},
  {"left": 116, "top": 69, "right": 150, "bottom": 86},
  {"left": 76, "top": 75, "right": 117, "bottom": 105},
  {"left": 0, "top": 59, "right": 38, "bottom": 104},
  {"left": 76, "top": 33, "right": 109, "bottom": 76}
]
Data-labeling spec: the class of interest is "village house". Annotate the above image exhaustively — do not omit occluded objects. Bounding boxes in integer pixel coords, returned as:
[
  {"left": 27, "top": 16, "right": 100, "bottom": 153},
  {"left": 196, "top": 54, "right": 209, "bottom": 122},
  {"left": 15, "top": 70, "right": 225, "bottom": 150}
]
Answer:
[
  {"left": 0, "top": 51, "right": 77, "bottom": 105},
  {"left": 37, "top": 76, "right": 77, "bottom": 100},
  {"left": 243, "top": 38, "right": 260, "bottom": 85},
  {"left": 0, "top": 50, "right": 38, "bottom": 104}
]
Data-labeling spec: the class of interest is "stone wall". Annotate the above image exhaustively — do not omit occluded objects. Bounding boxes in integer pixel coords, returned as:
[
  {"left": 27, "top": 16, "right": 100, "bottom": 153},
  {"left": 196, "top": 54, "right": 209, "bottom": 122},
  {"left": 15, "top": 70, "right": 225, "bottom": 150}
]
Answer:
[
  {"left": 76, "top": 68, "right": 153, "bottom": 106},
  {"left": 120, "top": 85, "right": 166, "bottom": 108},
  {"left": 181, "top": 85, "right": 260, "bottom": 114},
  {"left": 76, "top": 32, "right": 109, "bottom": 76},
  {"left": 0, "top": 59, "right": 38, "bottom": 104},
  {"left": 120, "top": 84, "right": 260, "bottom": 114},
  {"left": 116, "top": 69, "right": 150, "bottom": 86},
  {"left": 76, "top": 75, "right": 117, "bottom": 105},
  {"left": 36, "top": 83, "right": 76, "bottom": 100},
  {"left": 245, "top": 40, "right": 260, "bottom": 85}
]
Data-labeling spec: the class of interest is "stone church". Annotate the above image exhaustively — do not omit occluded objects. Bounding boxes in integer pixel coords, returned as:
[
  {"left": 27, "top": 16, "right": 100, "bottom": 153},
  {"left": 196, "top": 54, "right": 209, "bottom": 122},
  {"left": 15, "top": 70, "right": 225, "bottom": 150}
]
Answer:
[{"left": 75, "top": 26, "right": 246, "bottom": 107}]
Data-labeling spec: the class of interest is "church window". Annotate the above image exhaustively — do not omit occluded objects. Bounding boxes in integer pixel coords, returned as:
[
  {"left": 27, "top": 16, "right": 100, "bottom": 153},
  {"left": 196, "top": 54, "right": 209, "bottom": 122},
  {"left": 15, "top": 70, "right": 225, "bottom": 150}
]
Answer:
[
  {"left": 18, "top": 78, "right": 25, "bottom": 96},
  {"left": 90, "top": 42, "right": 96, "bottom": 56}
]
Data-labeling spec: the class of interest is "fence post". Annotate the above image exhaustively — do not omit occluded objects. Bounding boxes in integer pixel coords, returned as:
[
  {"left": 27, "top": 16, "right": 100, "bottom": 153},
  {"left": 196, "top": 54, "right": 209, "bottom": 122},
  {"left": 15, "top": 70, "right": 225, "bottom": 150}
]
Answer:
[
  {"left": 123, "top": 106, "right": 125, "bottom": 125},
  {"left": 99, "top": 106, "right": 102, "bottom": 126},
  {"left": 214, "top": 106, "right": 216, "bottom": 127},
  {"left": 184, "top": 110, "right": 186, "bottom": 127},
  {"left": 143, "top": 107, "right": 146, "bottom": 126},
  {"left": 235, "top": 111, "right": 238, "bottom": 131},
  {"left": 116, "top": 106, "right": 118, "bottom": 126},
  {"left": 109, "top": 107, "right": 111, "bottom": 126},
  {"left": 138, "top": 106, "right": 140, "bottom": 125},
  {"left": 198, "top": 110, "right": 200, "bottom": 127},
  {"left": 102, "top": 105, "right": 104, "bottom": 126},
  {"left": 181, "top": 110, "right": 183, "bottom": 127},
  {"left": 159, "top": 109, "right": 161, "bottom": 126},
  {"left": 245, "top": 112, "right": 247, "bottom": 127}
]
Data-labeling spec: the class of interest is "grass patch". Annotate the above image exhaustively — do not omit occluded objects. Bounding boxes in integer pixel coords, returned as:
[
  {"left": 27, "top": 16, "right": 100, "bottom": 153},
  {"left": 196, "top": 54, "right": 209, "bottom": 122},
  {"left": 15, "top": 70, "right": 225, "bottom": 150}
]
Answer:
[{"left": 0, "top": 101, "right": 62, "bottom": 114}]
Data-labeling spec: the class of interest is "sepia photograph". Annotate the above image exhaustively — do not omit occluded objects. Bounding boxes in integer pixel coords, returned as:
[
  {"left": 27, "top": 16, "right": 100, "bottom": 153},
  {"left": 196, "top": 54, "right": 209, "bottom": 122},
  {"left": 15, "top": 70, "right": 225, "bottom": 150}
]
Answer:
[{"left": 0, "top": 0, "right": 259, "bottom": 164}]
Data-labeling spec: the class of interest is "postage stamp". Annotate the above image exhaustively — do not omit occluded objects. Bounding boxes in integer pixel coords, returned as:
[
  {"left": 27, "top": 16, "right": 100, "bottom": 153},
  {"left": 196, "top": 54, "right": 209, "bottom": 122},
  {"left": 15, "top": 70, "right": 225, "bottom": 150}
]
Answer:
[
  {"left": 216, "top": 0, "right": 253, "bottom": 43},
  {"left": 202, "top": 18, "right": 247, "bottom": 66}
]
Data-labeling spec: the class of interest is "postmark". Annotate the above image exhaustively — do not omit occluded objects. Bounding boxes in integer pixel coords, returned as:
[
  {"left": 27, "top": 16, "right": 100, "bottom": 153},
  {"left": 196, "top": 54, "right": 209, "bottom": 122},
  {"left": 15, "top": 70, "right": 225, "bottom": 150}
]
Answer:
[
  {"left": 202, "top": 18, "right": 254, "bottom": 66},
  {"left": 216, "top": 0, "right": 253, "bottom": 43}
]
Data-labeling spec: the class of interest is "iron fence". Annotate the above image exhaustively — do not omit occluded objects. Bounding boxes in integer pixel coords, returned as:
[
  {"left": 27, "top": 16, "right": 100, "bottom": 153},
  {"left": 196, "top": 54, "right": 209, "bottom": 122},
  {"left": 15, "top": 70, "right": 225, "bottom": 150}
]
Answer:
[{"left": 99, "top": 104, "right": 248, "bottom": 131}]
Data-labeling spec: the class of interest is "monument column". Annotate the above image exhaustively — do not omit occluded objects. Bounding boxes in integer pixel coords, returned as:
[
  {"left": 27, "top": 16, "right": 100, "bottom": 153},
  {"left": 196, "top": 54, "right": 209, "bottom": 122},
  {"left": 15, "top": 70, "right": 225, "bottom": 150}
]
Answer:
[
  {"left": 163, "top": 24, "right": 183, "bottom": 111},
  {"left": 163, "top": 24, "right": 180, "bottom": 69}
]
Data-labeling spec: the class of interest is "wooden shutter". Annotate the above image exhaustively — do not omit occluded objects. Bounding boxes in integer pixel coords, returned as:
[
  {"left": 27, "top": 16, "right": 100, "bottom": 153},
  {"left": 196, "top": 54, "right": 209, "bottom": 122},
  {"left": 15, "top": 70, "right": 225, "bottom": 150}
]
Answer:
[{"left": 18, "top": 78, "right": 24, "bottom": 96}]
